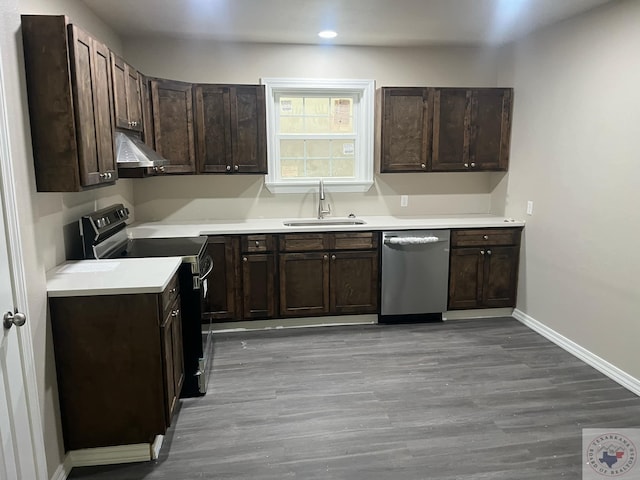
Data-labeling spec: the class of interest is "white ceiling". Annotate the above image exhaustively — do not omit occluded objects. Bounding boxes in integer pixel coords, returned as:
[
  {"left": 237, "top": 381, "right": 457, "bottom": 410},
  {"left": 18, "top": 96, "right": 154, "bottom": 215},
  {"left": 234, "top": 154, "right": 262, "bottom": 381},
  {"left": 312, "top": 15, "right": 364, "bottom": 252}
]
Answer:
[{"left": 80, "top": 0, "right": 614, "bottom": 47}]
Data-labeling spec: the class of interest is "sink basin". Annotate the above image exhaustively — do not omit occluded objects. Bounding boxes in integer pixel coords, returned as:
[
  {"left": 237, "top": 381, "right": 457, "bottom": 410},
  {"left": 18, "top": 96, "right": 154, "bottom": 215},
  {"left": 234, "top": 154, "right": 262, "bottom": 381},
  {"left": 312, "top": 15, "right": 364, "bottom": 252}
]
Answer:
[{"left": 283, "top": 218, "right": 366, "bottom": 227}]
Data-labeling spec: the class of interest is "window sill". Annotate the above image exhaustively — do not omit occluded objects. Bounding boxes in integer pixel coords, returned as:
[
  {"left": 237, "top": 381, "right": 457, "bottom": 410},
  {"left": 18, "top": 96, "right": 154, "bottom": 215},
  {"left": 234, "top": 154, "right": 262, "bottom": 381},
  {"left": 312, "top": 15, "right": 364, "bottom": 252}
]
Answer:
[{"left": 264, "top": 180, "right": 374, "bottom": 194}]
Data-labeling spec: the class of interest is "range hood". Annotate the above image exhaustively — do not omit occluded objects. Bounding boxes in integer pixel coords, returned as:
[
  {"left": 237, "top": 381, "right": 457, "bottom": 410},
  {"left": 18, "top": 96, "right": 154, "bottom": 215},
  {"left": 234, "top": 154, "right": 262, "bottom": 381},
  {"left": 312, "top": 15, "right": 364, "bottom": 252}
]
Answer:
[{"left": 115, "top": 131, "right": 168, "bottom": 169}]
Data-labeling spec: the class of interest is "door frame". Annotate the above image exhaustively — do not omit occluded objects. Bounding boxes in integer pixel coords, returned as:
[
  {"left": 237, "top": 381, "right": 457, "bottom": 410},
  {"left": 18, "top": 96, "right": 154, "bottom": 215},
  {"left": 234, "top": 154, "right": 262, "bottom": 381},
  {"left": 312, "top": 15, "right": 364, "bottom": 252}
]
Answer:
[{"left": 0, "top": 44, "right": 48, "bottom": 479}]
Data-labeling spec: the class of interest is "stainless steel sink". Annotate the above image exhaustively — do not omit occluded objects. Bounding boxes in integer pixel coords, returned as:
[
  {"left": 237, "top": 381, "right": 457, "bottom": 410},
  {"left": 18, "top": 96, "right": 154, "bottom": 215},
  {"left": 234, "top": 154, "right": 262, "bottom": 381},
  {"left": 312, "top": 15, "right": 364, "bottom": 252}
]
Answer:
[{"left": 283, "top": 218, "right": 366, "bottom": 227}]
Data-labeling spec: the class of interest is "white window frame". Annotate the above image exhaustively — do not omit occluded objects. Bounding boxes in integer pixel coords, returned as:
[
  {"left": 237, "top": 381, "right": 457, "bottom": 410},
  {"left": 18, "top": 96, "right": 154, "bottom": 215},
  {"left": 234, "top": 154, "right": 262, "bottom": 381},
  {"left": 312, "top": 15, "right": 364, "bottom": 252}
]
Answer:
[{"left": 261, "top": 78, "right": 375, "bottom": 194}]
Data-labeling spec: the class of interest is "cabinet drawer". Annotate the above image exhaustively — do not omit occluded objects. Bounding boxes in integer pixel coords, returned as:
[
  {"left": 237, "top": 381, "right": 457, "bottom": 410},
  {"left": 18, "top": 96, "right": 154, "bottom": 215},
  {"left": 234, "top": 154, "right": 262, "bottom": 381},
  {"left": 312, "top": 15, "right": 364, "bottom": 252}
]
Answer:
[
  {"left": 279, "top": 233, "right": 330, "bottom": 252},
  {"left": 161, "top": 273, "right": 180, "bottom": 314},
  {"left": 451, "top": 228, "right": 522, "bottom": 247},
  {"left": 241, "top": 234, "right": 275, "bottom": 253},
  {"left": 332, "top": 232, "right": 378, "bottom": 250}
]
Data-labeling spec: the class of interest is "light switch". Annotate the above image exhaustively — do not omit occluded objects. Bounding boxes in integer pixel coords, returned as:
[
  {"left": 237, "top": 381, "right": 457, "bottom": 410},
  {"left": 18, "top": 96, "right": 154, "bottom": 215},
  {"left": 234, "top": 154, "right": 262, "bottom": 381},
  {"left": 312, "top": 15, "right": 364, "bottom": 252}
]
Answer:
[
  {"left": 527, "top": 200, "right": 534, "bottom": 215},
  {"left": 401, "top": 195, "right": 408, "bottom": 207}
]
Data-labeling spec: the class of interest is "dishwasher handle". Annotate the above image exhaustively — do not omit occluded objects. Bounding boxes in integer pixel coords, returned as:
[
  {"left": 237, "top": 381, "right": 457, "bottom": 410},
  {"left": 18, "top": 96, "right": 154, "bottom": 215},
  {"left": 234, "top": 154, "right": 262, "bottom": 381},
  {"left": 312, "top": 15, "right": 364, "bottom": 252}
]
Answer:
[{"left": 383, "top": 235, "right": 444, "bottom": 246}]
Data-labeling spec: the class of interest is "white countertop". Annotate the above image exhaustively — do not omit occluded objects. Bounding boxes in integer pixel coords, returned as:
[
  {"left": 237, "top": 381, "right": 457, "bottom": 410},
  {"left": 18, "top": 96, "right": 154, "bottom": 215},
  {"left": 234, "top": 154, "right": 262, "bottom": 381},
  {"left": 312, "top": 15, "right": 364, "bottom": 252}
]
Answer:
[
  {"left": 46, "top": 258, "right": 182, "bottom": 297},
  {"left": 127, "top": 214, "right": 525, "bottom": 238}
]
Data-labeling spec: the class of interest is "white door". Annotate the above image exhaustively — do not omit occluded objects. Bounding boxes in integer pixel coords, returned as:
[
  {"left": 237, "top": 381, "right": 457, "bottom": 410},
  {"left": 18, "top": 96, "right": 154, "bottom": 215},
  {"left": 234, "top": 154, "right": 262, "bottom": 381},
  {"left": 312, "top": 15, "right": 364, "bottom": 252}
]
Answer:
[{"left": 0, "top": 44, "right": 47, "bottom": 480}]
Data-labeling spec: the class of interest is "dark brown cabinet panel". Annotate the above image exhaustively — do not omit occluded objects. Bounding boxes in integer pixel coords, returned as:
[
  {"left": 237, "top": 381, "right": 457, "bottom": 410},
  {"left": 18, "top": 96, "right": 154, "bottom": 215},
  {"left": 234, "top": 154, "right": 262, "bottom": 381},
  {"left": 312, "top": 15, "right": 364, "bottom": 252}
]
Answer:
[
  {"left": 432, "top": 88, "right": 470, "bottom": 172},
  {"left": 21, "top": 15, "right": 117, "bottom": 191},
  {"left": 151, "top": 79, "right": 196, "bottom": 173},
  {"left": 194, "top": 84, "right": 266, "bottom": 174},
  {"left": 330, "top": 251, "right": 379, "bottom": 314},
  {"left": 380, "top": 87, "right": 433, "bottom": 172},
  {"left": 242, "top": 253, "right": 277, "bottom": 319},
  {"left": 280, "top": 252, "right": 330, "bottom": 317},
  {"left": 161, "top": 296, "right": 184, "bottom": 425},
  {"left": 48, "top": 277, "right": 183, "bottom": 451},
  {"left": 203, "top": 236, "right": 239, "bottom": 321},
  {"left": 110, "top": 53, "right": 143, "bottom": 132},
  {"left": 432, "top": 87, "right": 513, "bottom": 172},
  {"left": 448, "top": 227, "right": 522, "bottom": 310},
  {"left": 279, "top": 232, "right": 380, "bottom": 318}
]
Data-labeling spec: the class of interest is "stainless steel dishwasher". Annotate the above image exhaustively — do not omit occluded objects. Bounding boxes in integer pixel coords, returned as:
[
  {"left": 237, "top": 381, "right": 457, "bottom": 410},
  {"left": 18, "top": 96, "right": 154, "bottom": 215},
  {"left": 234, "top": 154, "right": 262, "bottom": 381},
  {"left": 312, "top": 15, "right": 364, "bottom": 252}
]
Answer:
[{"left": 381, "top": 230, "right": 451, "bottom": 318}]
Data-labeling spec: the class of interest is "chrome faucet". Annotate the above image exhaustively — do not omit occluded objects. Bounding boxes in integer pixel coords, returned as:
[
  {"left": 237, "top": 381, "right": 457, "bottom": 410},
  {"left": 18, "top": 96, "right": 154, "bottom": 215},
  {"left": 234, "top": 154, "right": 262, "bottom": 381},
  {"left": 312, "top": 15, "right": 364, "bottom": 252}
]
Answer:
[{"left": 317, "top": 179, "right": 331, "bottom": 219}]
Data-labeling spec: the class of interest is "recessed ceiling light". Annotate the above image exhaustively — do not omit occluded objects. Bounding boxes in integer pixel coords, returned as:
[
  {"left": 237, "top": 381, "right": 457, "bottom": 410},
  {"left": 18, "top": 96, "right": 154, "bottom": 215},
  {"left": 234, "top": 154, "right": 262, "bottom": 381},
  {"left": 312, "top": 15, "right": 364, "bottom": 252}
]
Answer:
[{"left": 318, "top": 30, "right": 338, "bottom": 39}]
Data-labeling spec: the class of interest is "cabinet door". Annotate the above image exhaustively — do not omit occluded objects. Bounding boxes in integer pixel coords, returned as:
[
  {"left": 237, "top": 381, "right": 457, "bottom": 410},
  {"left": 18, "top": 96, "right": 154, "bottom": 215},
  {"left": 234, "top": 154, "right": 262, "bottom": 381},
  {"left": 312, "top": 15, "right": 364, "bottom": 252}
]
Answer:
[
  {"left": 151, "top": 79, "right": 196, "bottom": 173},
  {"left": 139, "top": 75, "right": 155, "bottom": 148},
  {"left": 448, "top": 248, "right": 483, "bottom": 309},
  {"left": 161, "top": 297, "right": 184, "bottom": 425},
  {"left": 69, "top": 25, "right": 117, "bottom": 186},
  {"left": 280, "top": 252, "right": 330, "bottom": 317},
  {"left": 241, "top": 254, "right": 277, "bottom": 319},
  {"left": 203, "top": 236, "right": 239, "bottom": 320},
  {"left": 125, "top": 65, "right": 143, "bottom": 131},
  {"left": 231, "top": 85, "right": 267, "bottom": 173},
  {"left": 194, "top": 85, "right": 232, "bottom": 173},
  {"left": 469, "top": 88, "right": 512, "bottom": 171},
  {"left": 431, "top": 88, "right": 471, "bottom": 172},
  {"left": 110, "top": 53, "right": 129, "bottom": 130},
  {"left": 482, "top": 246, "right": 519, "bottom": 307},
  {"left": 380, "top": 87, "right": 432, "bottom": 172},
  {"left": 330, "top": 251, "right": 379, "bottom": 314}
]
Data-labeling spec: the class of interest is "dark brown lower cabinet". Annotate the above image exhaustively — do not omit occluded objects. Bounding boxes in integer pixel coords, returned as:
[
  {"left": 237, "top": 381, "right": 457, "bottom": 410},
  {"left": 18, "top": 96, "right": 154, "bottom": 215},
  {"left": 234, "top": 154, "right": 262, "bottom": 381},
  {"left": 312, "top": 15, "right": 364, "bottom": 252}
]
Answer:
[
  {"left": 279, "top": 233, "right": 380, "bottom": 318},
  {"left": 330, "top": 251, "right": 379, "bottom": 314},
  {"left": 48, "top": 277, "right": 183, "bottom": 451},
  {"left": 202, "top": 236, "right": 240, "bottom": 321},
  {"left": 448, "top": 228, "right": 522, "bottom": 309},
  {"left": 279, "top": 252, "right": 330, "bottom": 317},
  {"left": 242, "top": 253, "right": 277, "bottom": 319}
]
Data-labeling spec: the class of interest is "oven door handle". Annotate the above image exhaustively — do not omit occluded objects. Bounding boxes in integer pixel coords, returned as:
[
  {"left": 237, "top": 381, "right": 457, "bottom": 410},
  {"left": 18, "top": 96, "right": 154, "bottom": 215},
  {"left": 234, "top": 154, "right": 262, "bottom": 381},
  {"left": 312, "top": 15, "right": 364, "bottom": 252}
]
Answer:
[{"left": 199, "top": 255, "right": 214, "bottom": 282}]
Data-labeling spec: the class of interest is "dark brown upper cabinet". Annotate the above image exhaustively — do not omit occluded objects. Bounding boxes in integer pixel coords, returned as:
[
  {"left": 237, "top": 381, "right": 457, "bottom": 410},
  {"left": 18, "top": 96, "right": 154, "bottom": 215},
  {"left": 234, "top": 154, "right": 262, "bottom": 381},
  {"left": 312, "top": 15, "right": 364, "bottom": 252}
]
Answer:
[
  {"left": 150, "top": 78, "right": 196, "bottom": 174},
  {"left": 432, "top": 87, "right": 513, "bottom": 172},
  {"left": 380, "top": 87, "right": 434, "bottom": 172},
  {"left": 110, "top": 53, "right": 143, "bottom": 133},
  {"left": 194, "top": 84, "right": 267, "bottom": 174},
  {"left": 21, "top": 15, "right": 117, "bottom": 191}
]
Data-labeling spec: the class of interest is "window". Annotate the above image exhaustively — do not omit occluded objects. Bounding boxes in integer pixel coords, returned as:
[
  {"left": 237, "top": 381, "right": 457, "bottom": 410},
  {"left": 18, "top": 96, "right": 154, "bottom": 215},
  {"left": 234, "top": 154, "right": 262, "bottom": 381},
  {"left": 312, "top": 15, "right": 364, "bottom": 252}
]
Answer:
[{"left": 261, "top": 78, "right": 375, "bottom": 193}]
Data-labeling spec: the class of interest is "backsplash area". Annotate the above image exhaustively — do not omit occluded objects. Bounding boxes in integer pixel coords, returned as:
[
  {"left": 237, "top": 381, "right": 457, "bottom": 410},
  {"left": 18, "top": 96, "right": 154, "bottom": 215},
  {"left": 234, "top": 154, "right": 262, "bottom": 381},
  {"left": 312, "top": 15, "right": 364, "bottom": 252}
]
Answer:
[{"left": 131, "top": 171, "right": 505, "bottom": 222}]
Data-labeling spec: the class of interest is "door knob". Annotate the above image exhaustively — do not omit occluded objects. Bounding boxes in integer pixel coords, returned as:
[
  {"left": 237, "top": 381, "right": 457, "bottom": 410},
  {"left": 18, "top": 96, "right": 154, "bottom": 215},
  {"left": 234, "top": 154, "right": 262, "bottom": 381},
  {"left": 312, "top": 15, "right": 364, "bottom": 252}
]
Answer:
[{"left": 3, "top": 310, "right": 26, "bottom": 329}]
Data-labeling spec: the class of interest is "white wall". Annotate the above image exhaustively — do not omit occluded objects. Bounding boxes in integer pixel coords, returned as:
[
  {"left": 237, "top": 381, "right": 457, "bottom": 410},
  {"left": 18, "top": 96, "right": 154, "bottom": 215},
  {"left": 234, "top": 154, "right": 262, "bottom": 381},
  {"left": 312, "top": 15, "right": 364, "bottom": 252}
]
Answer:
[
  {"left": 0, "top": 0, "right": 131, "bottom": 476},
  {"left": 123, "top": 39, "right": 506, "bottom": 221},
  {"left": 503, "top": 0, "right": 640, "bottom": 378}
]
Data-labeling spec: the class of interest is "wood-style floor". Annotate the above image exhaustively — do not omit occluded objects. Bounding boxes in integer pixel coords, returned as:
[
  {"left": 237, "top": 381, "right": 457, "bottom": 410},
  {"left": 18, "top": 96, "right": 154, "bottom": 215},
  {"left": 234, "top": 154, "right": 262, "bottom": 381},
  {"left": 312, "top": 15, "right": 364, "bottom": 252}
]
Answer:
[{"left": 69, "top": 317, "right": 640, "bottom": 479}]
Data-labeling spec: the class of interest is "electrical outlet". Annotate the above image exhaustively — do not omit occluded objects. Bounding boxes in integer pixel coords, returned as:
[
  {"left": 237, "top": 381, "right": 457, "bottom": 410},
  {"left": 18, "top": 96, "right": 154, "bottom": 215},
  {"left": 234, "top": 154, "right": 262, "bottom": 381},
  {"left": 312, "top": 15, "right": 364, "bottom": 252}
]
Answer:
[
  {"left": 400, "top": 195, "right": 408, "bottom": 207},
  {"left": 526, "top": 200, "right": 534, "bottom": 215}
]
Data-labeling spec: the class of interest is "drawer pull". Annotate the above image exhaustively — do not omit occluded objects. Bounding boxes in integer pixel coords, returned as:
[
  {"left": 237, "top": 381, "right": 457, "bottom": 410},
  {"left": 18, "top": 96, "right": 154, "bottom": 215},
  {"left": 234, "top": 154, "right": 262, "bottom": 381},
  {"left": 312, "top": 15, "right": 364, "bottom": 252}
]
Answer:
[
  {"left": 480, "top": 250, "right": 485, "bottom": 255},
  {"left": 255, "top": 241, "right": 260, "bottom": 247},
  {"left": 243, "top": 257, "right": 248, "bottom": 262},
  {"left": 171, "top": 309, "right": 180, "bottom": 317},
  {"left": 483, "top": 235, "right": 489, "bottom": 240}
]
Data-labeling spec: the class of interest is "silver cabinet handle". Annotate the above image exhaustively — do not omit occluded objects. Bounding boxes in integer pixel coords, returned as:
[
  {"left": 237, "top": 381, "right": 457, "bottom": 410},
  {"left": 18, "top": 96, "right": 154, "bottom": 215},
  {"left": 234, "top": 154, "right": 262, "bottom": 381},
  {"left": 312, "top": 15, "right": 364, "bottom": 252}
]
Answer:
[
  {"left": 331, "top": 255, "right": 336, "bottom": 260},
  {"left": 255, "top": 241, "right": 260, "bottom": 247},
  {"left": 421, "top": 163, "right": 426, "bottom": 169},
  {"left": 487, "top": 250, "right": 492, "bottom": 255},
  {"left": 471, "top": 162, "right": 476, "bottom": 167},
  {"left": 171, "top": 309, "right": 180, "bottom": 317},
  {"left": 4, "top": 310, "right": 27, "bottom": 329},
  {"left": 464, "top": 163, "right": 469, "bottom": 168},
  {"left": 243, "top": 257, "right": 248, "bottom": 262},
  {"left": 226, "top": 165, "right": 231, "bottom": 171},
  {"left": 480, "top": 250, "right": 485, "bottom": 255},
  {"left": 169, "top": 287, "right": 177, "bottom": 294},
  {"left": 323, "top": 255, "right": 328, "bottom": 260},
  {"left": 234, "top": 165, "right": 239, "bottom": 171},
  {"left": 483, "top": 235, "right": 489, "bottom": 240}
]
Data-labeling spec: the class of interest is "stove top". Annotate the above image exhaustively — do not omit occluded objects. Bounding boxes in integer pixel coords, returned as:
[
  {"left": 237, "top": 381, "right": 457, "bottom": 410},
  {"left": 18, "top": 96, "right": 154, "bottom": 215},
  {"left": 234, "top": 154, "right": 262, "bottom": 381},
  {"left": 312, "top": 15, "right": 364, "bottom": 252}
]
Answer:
[{"left": 109, "top": 237, "right": 208, "bottom": 259}]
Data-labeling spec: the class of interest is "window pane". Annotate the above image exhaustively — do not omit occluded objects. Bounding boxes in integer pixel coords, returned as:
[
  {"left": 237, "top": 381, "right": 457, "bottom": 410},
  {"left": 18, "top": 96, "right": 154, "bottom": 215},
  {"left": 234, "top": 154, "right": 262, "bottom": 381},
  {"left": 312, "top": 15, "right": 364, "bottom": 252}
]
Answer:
[
  {"left": 280, "top": 117, "right": 304, "bottom": 133},
  {"left": 281, "top": 159, "right": 305, "bottom": 177},
  {"left": 280, "top": 139, "right": 305, "bottom": 158},
  {"left": 280, "top": 97, "right": 303, "bottom": 115},
  {"left": 307, "top": 159, "right": 331, "bottom": 177},
  {"left": 306, "top": 140, "right": 331, "bottom": 158},
  {"left": 306, "top": 117, "right": 331, "bottom": 133},
  {"left": 305, "top": 97, "right": 330, "bottom": 115},
  {"left": 331, "top": 141, "right": 355, "bottom": 158},
  {"left": 330, "top": 98, "right": 353, "bottom": 133},
  {"left": 332, "top": 158, "right": 355, "bottom": 177}
]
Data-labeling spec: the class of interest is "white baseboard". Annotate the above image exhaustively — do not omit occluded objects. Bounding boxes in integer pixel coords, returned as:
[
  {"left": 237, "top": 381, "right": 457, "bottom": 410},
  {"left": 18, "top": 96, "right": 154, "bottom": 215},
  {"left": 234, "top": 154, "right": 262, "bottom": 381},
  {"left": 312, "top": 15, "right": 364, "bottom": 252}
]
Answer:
[
  {"left": 50, "top": 456, "right": 72, "bottom": 480},
  {"left": 444, "top": 308, "right": 513, "bottom": 320},
  {"left": 513, "top": 309, "right": 640, "bottom": 397}
]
